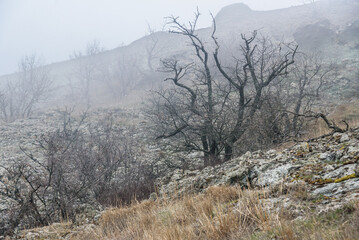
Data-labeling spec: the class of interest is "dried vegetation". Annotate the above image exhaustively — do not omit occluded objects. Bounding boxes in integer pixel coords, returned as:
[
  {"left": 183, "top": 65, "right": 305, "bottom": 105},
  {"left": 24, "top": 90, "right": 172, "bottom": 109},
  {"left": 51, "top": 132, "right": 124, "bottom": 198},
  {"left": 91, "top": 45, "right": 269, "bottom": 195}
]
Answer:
[{"left": 19, "top": 185, "right": 359, "bottom": 240}]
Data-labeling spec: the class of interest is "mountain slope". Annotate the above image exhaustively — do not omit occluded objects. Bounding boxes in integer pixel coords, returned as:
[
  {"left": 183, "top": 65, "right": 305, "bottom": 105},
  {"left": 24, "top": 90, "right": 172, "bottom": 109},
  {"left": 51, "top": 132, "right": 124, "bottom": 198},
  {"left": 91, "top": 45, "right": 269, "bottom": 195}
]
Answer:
[{"left": 0, "top": 0, "right": 358, "bottom": 108}]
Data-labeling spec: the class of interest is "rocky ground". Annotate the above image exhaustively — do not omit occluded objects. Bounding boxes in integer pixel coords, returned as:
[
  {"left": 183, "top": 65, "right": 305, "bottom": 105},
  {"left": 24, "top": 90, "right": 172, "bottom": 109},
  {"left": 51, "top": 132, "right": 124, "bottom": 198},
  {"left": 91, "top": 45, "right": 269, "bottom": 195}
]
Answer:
[
  {"left": 0, "top": 106, "right": 199, "bottom": 236},
  {"left": 10, "top": 128, "right": 359, "bottom": 240},
  {"left": 0, "top": 107, "right": 146, "bottom": 167},
  {"left": 158, "top": 129, "right": 359, "bottom": 216},
  {"left": 1, "top": 108, "right": 359, "bottom": 239}
]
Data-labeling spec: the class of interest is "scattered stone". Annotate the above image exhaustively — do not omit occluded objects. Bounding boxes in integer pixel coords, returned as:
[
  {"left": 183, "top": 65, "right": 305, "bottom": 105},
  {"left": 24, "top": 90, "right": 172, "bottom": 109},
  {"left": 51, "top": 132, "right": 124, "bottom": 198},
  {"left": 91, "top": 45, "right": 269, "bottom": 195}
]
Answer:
[
  {"left": 340, "top": 133, "right": 350, "bottom": 142},
  {"left": 319, "top": 152, "right": 335, "bottom": 161},
  {"left": 1, "top": 108, "right": 359, "bottom": 239},
  {"left": 348, "top": 146, "right": 359, "bottom": 155},
  {"left": 158, "top": 129, "right": 359, "bottom": 214}
]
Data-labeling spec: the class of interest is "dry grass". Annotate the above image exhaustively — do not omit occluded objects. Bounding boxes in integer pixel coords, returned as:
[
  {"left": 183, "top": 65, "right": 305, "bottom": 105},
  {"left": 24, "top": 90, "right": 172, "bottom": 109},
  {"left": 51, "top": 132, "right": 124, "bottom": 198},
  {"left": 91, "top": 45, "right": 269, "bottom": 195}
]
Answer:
[
  {"left": 17, "top": 185, "right": 359, "bottom": 240},
  {"left": 260, "top": 201, "right": 359, "bottom": 240},
  {"left": 67, "top": 185, "right": 359, "bottom": 240},
  {"left": 70, "top": 186, "right": 275, "bottom": 240}
]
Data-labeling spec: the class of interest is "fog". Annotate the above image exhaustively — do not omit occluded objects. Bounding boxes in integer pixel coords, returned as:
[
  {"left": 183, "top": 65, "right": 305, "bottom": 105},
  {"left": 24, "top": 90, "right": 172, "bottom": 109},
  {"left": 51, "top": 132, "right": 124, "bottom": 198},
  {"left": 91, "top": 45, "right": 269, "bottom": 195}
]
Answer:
[
  {"left": 0, "top": 0, "right": 305, "bottom": 75},
  {"left": 1, "top": 1, "right": 359, "bottom": 236}
]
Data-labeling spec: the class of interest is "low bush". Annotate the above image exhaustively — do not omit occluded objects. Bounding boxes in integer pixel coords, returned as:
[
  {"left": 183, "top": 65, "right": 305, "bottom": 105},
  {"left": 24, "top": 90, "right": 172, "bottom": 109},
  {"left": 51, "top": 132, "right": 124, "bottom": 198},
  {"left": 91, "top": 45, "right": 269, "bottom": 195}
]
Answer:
[{"left": 0, "top": 109, "right": 155, "bottom": 236}]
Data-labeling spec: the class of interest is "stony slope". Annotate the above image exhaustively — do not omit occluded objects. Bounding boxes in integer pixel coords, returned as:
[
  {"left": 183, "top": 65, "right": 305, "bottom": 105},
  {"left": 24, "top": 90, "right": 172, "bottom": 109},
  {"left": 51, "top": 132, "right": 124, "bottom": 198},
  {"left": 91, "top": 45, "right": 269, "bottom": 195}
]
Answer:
[
  {"left": 158, "top": 129, "right": 359, "bottom": 214},
  {"left": 12, "top": 128, "right": 359, "bottom": 240}
]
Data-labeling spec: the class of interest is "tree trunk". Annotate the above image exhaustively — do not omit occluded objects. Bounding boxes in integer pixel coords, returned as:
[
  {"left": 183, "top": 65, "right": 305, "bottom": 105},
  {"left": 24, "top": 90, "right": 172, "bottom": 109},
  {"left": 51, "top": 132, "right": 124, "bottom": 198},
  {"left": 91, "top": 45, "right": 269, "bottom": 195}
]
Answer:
[
  {"left": 201, "top": 136, "right": 210, "bottom": 167},
  {"left": 292, "top": 97, "right": 303, "bottom": 136},
  {"left": 209, "top": 140, "right": 220, "bottom": 165},
  {"left": 224, "top": 144, "right": 233, "bottom": 161}
]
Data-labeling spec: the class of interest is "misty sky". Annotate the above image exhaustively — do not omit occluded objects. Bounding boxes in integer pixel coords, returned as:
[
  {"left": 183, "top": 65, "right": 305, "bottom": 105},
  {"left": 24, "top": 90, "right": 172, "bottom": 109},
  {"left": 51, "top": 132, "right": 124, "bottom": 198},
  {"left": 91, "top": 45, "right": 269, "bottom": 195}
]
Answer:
[{"left": 0, "top": 0, "right": 304, "bottom": 75}]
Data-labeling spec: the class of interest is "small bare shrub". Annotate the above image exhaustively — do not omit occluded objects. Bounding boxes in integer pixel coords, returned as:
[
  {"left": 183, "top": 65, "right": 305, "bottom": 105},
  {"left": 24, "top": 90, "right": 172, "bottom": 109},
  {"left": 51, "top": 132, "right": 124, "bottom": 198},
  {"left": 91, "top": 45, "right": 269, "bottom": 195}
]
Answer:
[
  {"left": 0, "top": 109, "right": 155, "bottom": 236},
  {"left": 0, "top": 54, "right": 52, "bottom": 122}
]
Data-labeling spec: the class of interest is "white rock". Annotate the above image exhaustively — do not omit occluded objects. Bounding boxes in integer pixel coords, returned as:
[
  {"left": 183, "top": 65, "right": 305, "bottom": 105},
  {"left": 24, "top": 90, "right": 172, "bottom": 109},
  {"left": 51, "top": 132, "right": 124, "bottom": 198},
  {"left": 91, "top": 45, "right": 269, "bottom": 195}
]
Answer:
[
  {"left": 340, "top": 134, "right": 350, "bottom": 142},
  {"left": 322, "top": 164, "right": 356, "bottom": 179},
  {"left": 243, "top": 151, "right": 252, "bottom": 158},
  {"left": 256, "top": 163, "right": 296, "bottom": 187},
  {"left": 348, "top": 146, "right": 359, "bottom": 155},
  {"left": 319, "top": 152, "right": 334, "bottom": 161},
  {"left": 266, "top": 149, "right": 277, "bottom": 155}
]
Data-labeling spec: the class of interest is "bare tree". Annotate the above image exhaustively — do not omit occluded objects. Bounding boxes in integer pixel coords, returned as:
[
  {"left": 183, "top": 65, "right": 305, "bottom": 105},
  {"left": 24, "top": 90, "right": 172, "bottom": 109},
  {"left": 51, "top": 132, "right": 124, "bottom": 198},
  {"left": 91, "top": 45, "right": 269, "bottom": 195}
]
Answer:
[
  {"left": 0, "top": 55, "right": 52, "bottom": 122},
  {"left": 68, "top": 40, "right": 105, "bottom": 105},
  {"left": 146, "top": 11, "right": 297, "bottom": 165},
  {"left": 299, "top": 0, "right": 318, "bottom": 17},
  {"left": 291, "top": 54, "right": 337, "bottom": 134},
  {"left": 98, "top": 53, "right": 142, "bottom": 101},
  {"left": 213, "top": 29, "right": 297, "bottom": 159},
  {"left": 135, "top": 28, "right": 164, "bottom": 89},
  {"left": 268, "top": 53, "right": 338, "bottom": 137},
  {"left": 0, "top": 109, "right": 155, "bottom": 235},
  {"left": 69, "top": 39, "right": 105, "bottom": 59},
  {"left": 145, "top": 25, "right": 161, "bottom": 73}
]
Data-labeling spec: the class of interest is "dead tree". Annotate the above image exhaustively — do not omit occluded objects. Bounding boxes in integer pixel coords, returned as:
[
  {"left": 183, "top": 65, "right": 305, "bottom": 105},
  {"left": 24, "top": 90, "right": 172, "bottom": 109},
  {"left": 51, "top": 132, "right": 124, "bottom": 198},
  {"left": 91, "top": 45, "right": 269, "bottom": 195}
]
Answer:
[
  {"left": 98, "top": 54, "right": 142, "bottom": 101},
  {"left": 146, "top": 11, "right": 298, "bottom": 165},
  {"left": 283, "top": 111, "right": 349, "bottom": 142},
  {"left": 270, "top": 53, "right": 338, "bottom": 137},
  {"left": 0, "top": 55, "right": 52, "bottom": 122},
  {"left": 68, "top": 40, "right": 105, "bottom": 105},
  {"left": 213, "top": 28, "right": 298, "bottom": 159},
  {"left": 140, "top": 26, "right": 165, "bottom": 88},
  {"left": 291, "top": 54, "right": 337, "bottom": 134},
  {"left": 151, "top": 11, "right": 230, "bottom": 166},
  {"left": 145, "top": 25, "right": 161, "bottom": 73}
]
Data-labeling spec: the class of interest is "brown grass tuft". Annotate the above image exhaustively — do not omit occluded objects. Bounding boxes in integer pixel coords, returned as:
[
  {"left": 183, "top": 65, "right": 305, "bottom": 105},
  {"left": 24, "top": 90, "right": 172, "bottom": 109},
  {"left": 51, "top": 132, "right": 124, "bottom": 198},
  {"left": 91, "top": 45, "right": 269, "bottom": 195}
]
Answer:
[
  {"left": 60, "top": 187, "right": 359, "bottom": 240},
  {"left": 71, "top": 186, "right": 276, "bottom": 240}
]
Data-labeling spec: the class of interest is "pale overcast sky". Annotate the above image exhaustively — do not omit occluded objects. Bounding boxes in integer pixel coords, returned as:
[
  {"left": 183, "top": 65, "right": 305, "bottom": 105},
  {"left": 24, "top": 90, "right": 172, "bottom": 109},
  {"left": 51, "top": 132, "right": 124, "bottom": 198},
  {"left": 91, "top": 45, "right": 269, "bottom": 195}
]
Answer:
[{"left": 0, "top": 0, "right": 304, "bottom": 75}]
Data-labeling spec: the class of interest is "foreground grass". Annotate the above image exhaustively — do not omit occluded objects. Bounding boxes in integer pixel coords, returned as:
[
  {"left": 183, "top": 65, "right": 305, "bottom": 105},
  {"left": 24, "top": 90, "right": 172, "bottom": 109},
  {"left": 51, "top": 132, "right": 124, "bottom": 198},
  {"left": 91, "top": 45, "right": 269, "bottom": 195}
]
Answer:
[{"left": 62, "top": 186, "right": 359, "bottom": 240}]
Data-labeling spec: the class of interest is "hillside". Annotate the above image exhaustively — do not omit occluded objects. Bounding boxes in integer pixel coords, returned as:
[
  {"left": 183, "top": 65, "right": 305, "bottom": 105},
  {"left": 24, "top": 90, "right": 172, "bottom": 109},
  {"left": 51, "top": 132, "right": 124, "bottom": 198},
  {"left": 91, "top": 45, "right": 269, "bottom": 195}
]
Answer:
[
  {"left": 0, "top": 0, "right": 358, "bottom": 108},
  {"left": 1, "top": 0, "right": 359, "bottom": 238},
  {"left": 16, "top": 128, "right": 359, "bottom": 239},
  {"left": 215, "top": 0, "right": 359, "bottom": 37}
]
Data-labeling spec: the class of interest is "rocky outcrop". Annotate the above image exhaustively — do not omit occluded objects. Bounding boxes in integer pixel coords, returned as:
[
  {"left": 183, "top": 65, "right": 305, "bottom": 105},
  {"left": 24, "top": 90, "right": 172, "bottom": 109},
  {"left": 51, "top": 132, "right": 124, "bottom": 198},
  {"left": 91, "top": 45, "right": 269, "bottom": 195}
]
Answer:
[{"left": 158, "top": 130, "right": 359, "bottom": 206}]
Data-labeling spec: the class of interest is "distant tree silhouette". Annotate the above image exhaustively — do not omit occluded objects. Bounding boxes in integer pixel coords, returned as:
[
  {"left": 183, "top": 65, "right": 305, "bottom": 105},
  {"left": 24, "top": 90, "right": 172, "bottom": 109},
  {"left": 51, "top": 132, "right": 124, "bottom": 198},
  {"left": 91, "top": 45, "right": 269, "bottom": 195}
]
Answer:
[{"left": 0, "top": 54, "right": 52, "bottom": 122}]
